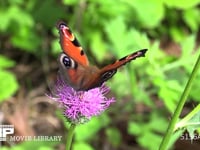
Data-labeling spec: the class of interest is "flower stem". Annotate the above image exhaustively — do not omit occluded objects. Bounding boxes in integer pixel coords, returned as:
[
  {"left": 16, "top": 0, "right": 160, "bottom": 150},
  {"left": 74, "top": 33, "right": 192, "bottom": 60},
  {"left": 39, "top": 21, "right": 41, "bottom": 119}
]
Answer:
[
  {"left": 159, "top": 53, "right": 200, "bottom": 150},
  {"left": 66, "top": 124, "right": 76, "bottom": 150}
]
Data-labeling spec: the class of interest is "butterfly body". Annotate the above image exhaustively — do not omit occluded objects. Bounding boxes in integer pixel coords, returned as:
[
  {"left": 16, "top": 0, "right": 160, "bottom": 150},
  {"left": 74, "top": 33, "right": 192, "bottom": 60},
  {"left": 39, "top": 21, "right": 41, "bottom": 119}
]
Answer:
[
  {"left": 58, "top": 57, "right": 101, "bottom": 90},
  {"left": 57, "top": 21, "right": 147, "bottom": 91}
]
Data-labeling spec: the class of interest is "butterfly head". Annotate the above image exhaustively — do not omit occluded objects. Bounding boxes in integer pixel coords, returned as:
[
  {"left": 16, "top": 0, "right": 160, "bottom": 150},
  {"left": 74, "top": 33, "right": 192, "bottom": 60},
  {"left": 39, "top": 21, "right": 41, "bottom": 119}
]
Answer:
[
  {"left": 57, "top": 21, "right": 68, "bottom": 30},
  {"left": 57, "top": 22, "right": 64, "bottom": 28},
  {"left": 57, "top": 22, "right": 74, "bottom": 40}
]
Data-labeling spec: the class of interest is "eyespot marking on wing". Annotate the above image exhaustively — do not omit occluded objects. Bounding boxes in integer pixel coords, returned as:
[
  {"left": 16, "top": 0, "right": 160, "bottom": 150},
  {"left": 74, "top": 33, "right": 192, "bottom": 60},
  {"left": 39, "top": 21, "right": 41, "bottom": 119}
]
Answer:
[{"left": 59, "top": 53, "right": 77, "bottom": 69}]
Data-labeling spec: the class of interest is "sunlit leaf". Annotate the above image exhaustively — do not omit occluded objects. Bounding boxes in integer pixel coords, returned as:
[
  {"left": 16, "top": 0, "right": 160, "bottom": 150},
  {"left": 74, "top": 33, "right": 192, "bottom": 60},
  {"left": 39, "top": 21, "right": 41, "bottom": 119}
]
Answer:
[
  {"left": 127, "top": 0, "right": 164, "bottom": 28},
  {"left": 0, "top": 70, "right": 18, "bottom": 102},
  {"left": 75, "top": 115, "right": 110, "bottom": 141},
  {"left": 0, "top": 55, "right": 15, "bottom": 68},
  {"left": 164, "top": 0, "right": 200, "bottom": 9},
  {"left": 183, "top": 8, "right": 200, "bottom": 32},
  {"left": 73, "top": 142, "right": 94, "bottom": 150},
  {"left": 106, "top": 127, "right": 122, "bottom": 147}
]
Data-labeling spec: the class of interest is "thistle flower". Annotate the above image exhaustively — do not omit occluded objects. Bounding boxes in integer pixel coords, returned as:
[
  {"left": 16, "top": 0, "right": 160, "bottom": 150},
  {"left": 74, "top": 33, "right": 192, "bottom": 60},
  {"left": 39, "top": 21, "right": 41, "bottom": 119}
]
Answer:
[{"left": 47, "top": 76, "right": 115, "bottom": 124}]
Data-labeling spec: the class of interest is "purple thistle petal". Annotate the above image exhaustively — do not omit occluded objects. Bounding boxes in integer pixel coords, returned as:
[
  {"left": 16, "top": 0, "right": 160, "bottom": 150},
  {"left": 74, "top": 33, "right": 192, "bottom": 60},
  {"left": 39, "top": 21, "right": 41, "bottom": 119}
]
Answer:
[{"left": 47, "top": 76, "right": 115, "bottom": 124}]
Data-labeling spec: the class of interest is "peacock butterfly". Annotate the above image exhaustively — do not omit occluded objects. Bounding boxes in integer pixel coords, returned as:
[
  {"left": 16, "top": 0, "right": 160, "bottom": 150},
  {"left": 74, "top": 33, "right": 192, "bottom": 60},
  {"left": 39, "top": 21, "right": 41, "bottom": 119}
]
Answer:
[{"left": 57, "top": 21, "right": 147, "bottom": 91}]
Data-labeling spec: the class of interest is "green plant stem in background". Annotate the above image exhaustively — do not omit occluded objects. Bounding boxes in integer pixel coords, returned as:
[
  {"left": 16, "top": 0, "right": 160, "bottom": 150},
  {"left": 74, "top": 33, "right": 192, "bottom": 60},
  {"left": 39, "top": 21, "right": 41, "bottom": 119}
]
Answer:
[
  {"left": 66, "top": 124, "right": 76, "bottom": 150},
  {"left": 159, "top": 53, "right": 200, "bottom": 150}
]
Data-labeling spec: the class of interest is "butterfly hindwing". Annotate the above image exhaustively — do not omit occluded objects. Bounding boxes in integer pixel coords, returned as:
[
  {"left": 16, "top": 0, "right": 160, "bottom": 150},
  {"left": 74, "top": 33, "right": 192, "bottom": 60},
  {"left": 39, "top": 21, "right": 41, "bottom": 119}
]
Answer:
[{"left": 78, "top": 49, "right": 148, "bottom": 90}]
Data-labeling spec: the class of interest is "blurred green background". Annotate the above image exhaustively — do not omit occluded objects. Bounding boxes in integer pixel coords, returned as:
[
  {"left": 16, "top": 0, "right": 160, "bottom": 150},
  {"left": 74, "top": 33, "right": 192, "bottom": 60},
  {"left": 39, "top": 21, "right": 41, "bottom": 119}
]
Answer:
[{"left": 0, "top": 0, "right": 200, "bottom": 150}]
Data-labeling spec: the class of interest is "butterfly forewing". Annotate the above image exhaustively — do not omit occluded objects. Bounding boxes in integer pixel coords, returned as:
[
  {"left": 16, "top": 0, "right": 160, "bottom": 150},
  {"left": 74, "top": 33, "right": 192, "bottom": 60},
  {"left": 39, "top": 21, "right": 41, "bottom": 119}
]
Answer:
[
  {"left": 100, "top": 49, "right": 147, "bottom": 73},
  {"left": 57, "top": 22, "right": 89, "bottom": 66}
]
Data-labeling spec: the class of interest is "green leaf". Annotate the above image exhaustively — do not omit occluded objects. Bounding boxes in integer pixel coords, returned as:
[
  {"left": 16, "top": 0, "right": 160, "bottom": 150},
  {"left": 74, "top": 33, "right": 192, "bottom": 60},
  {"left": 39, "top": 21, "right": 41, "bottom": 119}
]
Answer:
[
  {"left": 75, "top": 115, "right": 110, "bottom": 141},
  {"left": 154, "top": 77, "right": 182, "bottom": 113},
  {"left": 105, "top": 17, "right": 149, "bottom": 57},
  {"left": 0, "top": 10, "right": 11, "bottom": 31},
  {"left": 108, "top": 71, "right": 131, "bottom": 98},
  {"left": 128, "top": 0, "right": 165, "bottom": 28},
  {"left": 183, "top": 8, "right": 200, "bottom": 32},
  {"left": 128, "top": 112, "right": 168, "bottom": 150},
  {"left": 175, "top": 105, "right": 200, "bottom": 141},
  {"left": 11, "top": 26, "right": 41, "bottom": 53},
  {"left": 190, "top": 75, "right": 200, "bottom": 101},
  {"left": 0, "top": 55, "right": 15, "bottom": 68},
  {"left": 0, "top": 4, "right": 33, "bottom": 31},
  {"left": 0, "top": 70, "right": 18, "bottom": 102},
  {"left": 106, "top": 127, "right": 122, "bottom": 147},
  {"left": 51, "top": 38, "right": 61, "bottom": 55},
  {"left": 149, "top": 114, "right": 169, "bottom": 133},
  {"left": 179, "top": 35, "right": 198, "bottom": 74},
  {"left": 89, "top": 31, "right": 107, "bottom": 62},
  {"left": 73, "top": 142, "right": 94, "bottom": 150},
  {"left": 164, "top": 0, "right": 200, "bottom": 9},
  {"left": 105, "top": 17, "right": 128, "bottom": 56},
  {"left": 169, "top": 26, "right": 186, "bottom": 43},
  {"left": 63, "top": 0, "right": 79, "bottom": 5},
  {"left": 185, "top": 111, "right": 200, "bottom": 141},
  {"left": 138, "top": 131, "right": 162, "bottom": 150},
  {"left": 128, "top": 122, "right": 143, "bottom": 135},
  {"left": 32, "top": 0, "right": 66, "bottom": 28},
  {"left": 180, "top": 35, "right": 196, "bottom": 58}
]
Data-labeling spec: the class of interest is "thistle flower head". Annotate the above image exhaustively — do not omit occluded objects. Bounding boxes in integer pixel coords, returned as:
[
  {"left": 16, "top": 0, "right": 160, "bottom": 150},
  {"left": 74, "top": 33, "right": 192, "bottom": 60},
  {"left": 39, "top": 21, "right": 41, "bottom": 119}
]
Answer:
[{"left": 47, "top": 76, "right": 115, "bottom": 124}]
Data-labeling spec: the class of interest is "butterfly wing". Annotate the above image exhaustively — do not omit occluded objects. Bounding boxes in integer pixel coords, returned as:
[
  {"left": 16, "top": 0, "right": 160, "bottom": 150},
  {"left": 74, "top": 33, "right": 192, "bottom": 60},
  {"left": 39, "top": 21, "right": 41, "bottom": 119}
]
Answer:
[
  {"left": 75, "top": 49, "right": 147, "bottom": 90},
  {"left": 57, "top": 21, "right": 89, "bottom": 66},
  {"left": 57, "top": 21, "right": 148, "bottom": 91},
  {"left": 57, "top": 22, "right": 91, "bottom": 90},
  {"left": 101, "top": 49, "right": 147, "bottom": 72},
  {"left": 58, "top": 48, "right": 147, "bottom": 91},
  {"left": 95, "top": 49, "right": 148, "bottom": 86},
  {"left": 58, "top": 52, "right": 100, "bottom": 91}
]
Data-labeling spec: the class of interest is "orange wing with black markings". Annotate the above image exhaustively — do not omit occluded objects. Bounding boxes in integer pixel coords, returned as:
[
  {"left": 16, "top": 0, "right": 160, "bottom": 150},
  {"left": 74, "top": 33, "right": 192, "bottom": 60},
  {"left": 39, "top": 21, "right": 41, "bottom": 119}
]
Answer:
[
  {"left": 57, "top": 21, "right": 147, "bottom": 91},
  {"left": 100, "top": 49, "right": 147, "bottom": 73},
  {"left": 57, "top": 22, "right": 89, "bottom": 66}
]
